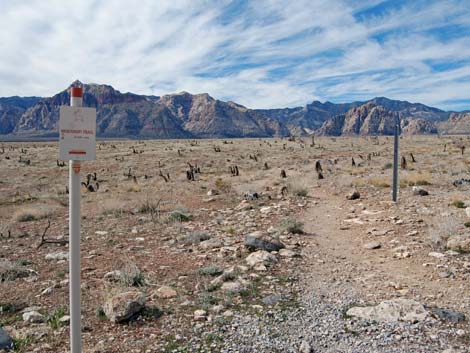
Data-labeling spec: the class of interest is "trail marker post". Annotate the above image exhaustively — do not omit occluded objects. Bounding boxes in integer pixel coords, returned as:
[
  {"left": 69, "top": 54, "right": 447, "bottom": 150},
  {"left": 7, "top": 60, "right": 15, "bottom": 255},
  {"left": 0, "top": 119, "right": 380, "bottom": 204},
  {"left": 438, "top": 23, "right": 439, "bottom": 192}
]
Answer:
[{"left": 59, "top": 86, "right": 96, "bottom": 353}]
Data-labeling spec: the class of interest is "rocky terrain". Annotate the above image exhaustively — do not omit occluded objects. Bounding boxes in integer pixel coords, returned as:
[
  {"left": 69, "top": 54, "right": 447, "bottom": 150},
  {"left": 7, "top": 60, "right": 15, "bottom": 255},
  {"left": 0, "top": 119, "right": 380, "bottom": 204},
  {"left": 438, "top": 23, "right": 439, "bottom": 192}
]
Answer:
[
  {"left": 1, "top": 82, "right": 467, "bottom": 139},
  {"left": 0, "top": 135, "right": 469, "bottom": 352}
]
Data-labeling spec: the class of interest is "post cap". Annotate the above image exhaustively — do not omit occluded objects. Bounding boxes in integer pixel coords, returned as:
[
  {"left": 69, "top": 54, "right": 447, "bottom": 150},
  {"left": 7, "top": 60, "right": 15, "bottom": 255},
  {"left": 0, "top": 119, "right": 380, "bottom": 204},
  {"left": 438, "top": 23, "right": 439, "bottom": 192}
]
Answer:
[{"left": 71, "top": 87, "right": 83, "bottom": 98}]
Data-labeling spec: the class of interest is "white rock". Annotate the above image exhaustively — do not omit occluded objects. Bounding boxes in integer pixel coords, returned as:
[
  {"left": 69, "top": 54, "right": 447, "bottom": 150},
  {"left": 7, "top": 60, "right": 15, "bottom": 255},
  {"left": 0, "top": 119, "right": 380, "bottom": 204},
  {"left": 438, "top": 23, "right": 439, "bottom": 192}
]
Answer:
[
  {"left": 23, "top": 311, "right": 45, "bottom": 323},
  {"left": 194, "top": 309, "right": 207, "bottom": 321},
  {"left": 346, "top": 299, "right": 428, "bottom": 323},
  {"left": 245, "top": 250, "right": 277, "bottom": 268},
  {"left": 155, "top": 286, "right": 177, "bottom": 299},
  {"left": 45, "top": 252, "right": 69, "bottom": 261}
]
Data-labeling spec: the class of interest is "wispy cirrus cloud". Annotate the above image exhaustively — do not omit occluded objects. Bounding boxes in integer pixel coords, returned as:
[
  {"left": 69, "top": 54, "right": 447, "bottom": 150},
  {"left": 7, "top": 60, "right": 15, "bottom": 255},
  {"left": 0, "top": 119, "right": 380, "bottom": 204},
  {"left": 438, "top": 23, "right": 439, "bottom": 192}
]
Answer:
[{"left": 0, "top": 0, "right": 469, "bottom": 110}]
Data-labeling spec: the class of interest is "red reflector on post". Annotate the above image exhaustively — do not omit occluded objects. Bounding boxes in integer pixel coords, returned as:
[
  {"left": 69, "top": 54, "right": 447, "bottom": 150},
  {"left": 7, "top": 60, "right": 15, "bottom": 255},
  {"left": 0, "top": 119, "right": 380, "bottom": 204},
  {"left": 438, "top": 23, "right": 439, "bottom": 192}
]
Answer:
[{"left": 71, "top": 87, "right": 83, "bottom": 98}]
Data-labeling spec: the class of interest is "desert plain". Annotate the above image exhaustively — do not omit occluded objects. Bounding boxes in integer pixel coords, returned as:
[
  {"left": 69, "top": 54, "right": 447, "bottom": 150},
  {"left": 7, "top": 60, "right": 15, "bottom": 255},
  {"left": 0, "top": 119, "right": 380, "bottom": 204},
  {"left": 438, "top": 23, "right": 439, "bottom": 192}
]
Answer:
[{"left": 0, "top": 135, "right": 469, "bottom": 353}]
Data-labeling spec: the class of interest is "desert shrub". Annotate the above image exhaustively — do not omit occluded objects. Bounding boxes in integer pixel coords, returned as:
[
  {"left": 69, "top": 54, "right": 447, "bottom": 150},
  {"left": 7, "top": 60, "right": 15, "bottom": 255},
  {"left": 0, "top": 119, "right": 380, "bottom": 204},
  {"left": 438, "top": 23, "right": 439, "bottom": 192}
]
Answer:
[
  {"left": 184, "top": 231, "right": 210, "bottom": 244},
  {"left": 383, "top": 162, "right": 393, "bottom": 169},
  {"left": 288, "top": 182, "right": 308, "bottom": 197},
  {"left": 13, "top": 207, "right": 52, "bottom": 222},
  {"left": 215, "top": 178, "right": 231, "bottom": 193},
  {"left": 198, "top": 265, "right": 223, "bottom": 277},
  {"left": 95, "top": 306, "right": 107, "bottom": 321},
  {"left": 280, "top": 218, "right": 304, "bottom": 234},
  {"left": 116, "top": 260, "right": 145, "bottom": 287},
  {"left": 369, "top": 177, "right": 390, "bottom": 188},
  {"left": 168, "top": 208, "right": 192, "bottom": 222},
  {"left": 452, "top": 200, "right": 465, "bottom": 209},
  {"left": 402, "top": 171, "right": 432, "bottom": 186},
  {"left": 0, "top": 260, "right": 30, "bottom": 282}
]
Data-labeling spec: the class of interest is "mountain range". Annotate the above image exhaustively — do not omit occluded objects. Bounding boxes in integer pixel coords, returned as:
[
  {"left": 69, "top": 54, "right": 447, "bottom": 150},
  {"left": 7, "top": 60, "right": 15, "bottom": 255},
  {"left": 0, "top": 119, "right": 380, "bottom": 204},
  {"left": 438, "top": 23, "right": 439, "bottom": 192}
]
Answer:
[{"left": 0, "top": 81, "right": 468, "bottom": 139}]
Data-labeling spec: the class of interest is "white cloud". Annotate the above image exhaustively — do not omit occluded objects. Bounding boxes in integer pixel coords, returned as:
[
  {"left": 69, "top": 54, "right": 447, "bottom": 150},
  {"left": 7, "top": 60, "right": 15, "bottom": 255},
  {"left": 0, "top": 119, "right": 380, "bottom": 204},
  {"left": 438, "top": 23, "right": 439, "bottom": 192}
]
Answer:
[{"left": 0, "top": 0, "right": 469, "bottom": 110}]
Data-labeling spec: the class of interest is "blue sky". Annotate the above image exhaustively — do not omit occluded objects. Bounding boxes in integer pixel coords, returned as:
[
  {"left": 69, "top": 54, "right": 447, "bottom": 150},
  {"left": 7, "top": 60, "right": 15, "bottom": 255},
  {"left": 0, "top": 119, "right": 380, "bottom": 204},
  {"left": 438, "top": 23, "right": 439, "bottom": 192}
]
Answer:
[{"left": 1, "top": 0, "right": 469, "bottom": 110}]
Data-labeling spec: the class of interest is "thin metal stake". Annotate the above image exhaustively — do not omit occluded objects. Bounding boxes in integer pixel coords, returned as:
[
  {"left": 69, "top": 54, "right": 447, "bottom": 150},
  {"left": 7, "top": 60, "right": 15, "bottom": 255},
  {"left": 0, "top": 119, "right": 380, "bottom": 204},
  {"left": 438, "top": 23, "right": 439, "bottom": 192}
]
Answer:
[{"left": 392, "top": 114, "right": 399, "bottom": 202}]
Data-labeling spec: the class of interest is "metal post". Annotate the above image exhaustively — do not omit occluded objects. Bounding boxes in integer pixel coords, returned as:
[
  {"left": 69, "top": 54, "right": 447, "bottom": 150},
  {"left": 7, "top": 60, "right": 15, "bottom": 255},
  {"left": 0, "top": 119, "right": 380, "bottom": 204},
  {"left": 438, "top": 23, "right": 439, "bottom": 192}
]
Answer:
[
  {"left": 69, "top": 86, "right": 82, "bottom": 353},
  {"left": 392, "top": 114, "right": 399, "bottom": 202}
]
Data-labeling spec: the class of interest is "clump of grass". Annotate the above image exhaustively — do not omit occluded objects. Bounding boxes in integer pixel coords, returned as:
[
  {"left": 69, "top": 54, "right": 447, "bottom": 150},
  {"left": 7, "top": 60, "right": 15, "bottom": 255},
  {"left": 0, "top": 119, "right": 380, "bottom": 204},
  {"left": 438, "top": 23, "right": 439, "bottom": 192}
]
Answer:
[
  {"left": 116, "top": 260, "right": 145, "bottom": 287},
  {"left": 279, "top": 218, "right": 304, "bottom": 234},
  {"left": 168, "top": 208, "right": 192, "bottom": 222},
  {"left": 47, "top": 306, "right": 66, "bottom": 330},
  {"left": 383, "top": 162, "right": 393, "bottom": 169},
  {"left": 198, "top": 265, "right": 223, "bottom": 277},
  {"left": 95, "top": 306, "right": 107, "bottom": 321},
  {"left": 452, "top": 200, "right": 466, "bottom": 209},
  {"left": 402, "top": 171, "right": 432, "bottom": 187},
  {"left": 369, "top": 177, "right": 390, "bottom": 188},
  {"left": 0, "top": 260, "right": 30, "bottom": 282},
  {"left": 215, "top": 178, "right": 231, "bottom": 193}
]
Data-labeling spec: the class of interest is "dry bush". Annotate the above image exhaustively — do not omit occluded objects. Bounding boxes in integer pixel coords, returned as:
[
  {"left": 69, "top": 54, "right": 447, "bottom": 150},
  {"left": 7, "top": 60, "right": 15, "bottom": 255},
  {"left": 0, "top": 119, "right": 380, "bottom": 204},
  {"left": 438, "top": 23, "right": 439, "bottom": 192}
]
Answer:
[
  {"left": 288, "top": 180, "right": 308, "bottom": 197},
  {"left": 369, "top": 177, "right": 390, "bottom": 188},
  {"left": 12, "top": 207, "right": 52, "bottom": 222},
  {"left": 0, "top": 259, "right": 30, "bottom": 281},
  {"left": 401, "top": 171, "right": 432, "bottom": 187},
  {"left": 215, "top": 178, "right": 232, "bottom": 193}
]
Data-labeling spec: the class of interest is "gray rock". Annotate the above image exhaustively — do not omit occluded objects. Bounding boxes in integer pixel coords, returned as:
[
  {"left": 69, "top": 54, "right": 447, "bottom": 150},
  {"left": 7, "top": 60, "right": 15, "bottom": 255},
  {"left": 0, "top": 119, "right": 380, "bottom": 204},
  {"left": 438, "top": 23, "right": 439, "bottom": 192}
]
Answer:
[
  {"left": 0, "top": 328, "right": 13, "bottom": 351},
  {"left": 346, "top": 190, "right": 360, "bottom": 200},
  {"left": 199, "top": 238, "right": 223, "bottom": 250},
  {"left": 262, "top": 294, "right": 283, "bottom": 306},
  {"left": 428, "top": 307, "right": 466, "bottom": 323},
  {"left": 412, "top": 186, "right": 429, "bottom": 196},
  {"left": 104, "top": 290, "right": 146, "bottom": 323},
  {"left": 22, "top": 311, "right": 45, "bottom": 323},
  {"left": 364, "top": 241, "right": 381, "bottom": 249},
  {"left": 346, "top": 299, "right": 428, "bottom": 323},
  {"left": 244, "top": 231, "right": 285, "bottom": 252}
]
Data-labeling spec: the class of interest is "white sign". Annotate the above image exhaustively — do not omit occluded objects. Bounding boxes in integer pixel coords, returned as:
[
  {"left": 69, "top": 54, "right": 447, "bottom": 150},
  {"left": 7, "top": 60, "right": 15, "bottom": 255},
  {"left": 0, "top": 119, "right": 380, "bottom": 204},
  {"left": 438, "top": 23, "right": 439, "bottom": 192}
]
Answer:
[{"left": 59, "top": 106, "right": 96, "bottom": 161}]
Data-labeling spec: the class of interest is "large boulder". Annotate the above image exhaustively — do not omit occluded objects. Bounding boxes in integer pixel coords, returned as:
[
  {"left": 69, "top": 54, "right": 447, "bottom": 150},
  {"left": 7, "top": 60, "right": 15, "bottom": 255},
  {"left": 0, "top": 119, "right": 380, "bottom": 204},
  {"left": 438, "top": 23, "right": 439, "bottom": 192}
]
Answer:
[
  {"left": 346, "top": 299, "right": 428, "bottom": 323},
  {"left": 244, "top": 231, "right": 285, "bottom": 252},
  {"left": 104, "top": 290, "right": 146, "bottom": 323},
  {"left": 446, "top": 234, "right": 470, "bottom": 253}
]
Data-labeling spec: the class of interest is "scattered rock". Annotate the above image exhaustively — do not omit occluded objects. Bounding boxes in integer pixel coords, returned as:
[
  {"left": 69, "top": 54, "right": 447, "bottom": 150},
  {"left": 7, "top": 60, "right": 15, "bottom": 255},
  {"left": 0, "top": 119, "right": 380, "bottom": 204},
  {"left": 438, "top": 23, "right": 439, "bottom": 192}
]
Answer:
[
  {"left": 155, "top": 286, "right": 177, "bottom": 299},
  {"left": 45, "top": 252, "right": 69, "bottom": 261},
  {"left": 199, "top": 238, "right": 223, "bottom": 250},
  {"left": 244, "top": 231, "right": 285, "bottom": 252},
  {"left": 346, "top": 299, "right": 428, "bottom": 323},
  {"left": 364, "top": 241, "right": 381, "bottom": 250},
  {"left": 207, "top": 189, "right": 219, "bottom": 196},
  {"left": 279, "top": 249, "right": 299, "bottom": 257},
  {"left": 346, "top": 190, "right": 360, "bottom": 200},
  {"left": 412, "top": 186, "right": 429, "bottom": 196},
  {"left": 245, "top": 250, "right": 277, "bottom": 268},
  {"left": 428, "top": 307, "right": 466, "bottom": 323},
  {"left": 262, "top": 294, "right": 283, "bottom": 306},
  {"left": 446, "top": 234, "right": 470, "bottom": 253},
  {"left": 0, "top": 328, "right": 13, "bottom": 351},
  {"left": 194, "top": 309, "right": 207, "bottom": 321},
  {"left": 104, "top": 270, "right": 124, "bottom": 282},
  {"left": 104, "top": 290, "right": 146, "bottom": 323},
  {"left": 221, "top": 281, "right": 246, "bottom": 294},
  {"left": 22, "top": 311, "right": 45, "bottom": 323}
]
